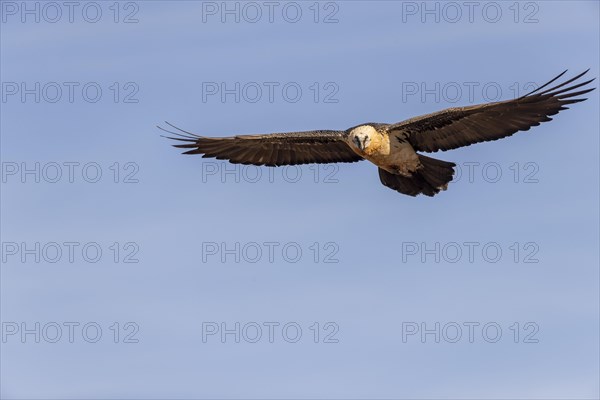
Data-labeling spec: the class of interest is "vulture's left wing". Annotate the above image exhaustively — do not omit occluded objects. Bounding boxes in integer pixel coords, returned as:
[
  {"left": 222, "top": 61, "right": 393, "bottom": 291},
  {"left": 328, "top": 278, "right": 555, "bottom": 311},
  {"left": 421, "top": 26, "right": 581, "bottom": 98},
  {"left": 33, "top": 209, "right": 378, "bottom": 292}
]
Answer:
[{"left": 389, "top": 70, "right": 595, "bottom": 153}]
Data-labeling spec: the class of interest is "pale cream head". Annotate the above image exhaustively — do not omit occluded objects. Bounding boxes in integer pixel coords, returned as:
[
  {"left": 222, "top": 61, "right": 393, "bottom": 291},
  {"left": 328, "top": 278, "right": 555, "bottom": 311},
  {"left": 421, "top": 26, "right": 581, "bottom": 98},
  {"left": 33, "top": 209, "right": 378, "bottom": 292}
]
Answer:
[{"left": 349, "top": 125, "right": 378, "bottom": 152}]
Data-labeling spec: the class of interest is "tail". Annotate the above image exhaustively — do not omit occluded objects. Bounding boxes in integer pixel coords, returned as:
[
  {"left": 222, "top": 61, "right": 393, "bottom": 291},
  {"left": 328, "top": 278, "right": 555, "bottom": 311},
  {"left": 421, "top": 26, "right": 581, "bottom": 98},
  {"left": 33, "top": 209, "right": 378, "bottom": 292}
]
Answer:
[{"left": 378, "top": 155, "right": 456, "bottom": 197}]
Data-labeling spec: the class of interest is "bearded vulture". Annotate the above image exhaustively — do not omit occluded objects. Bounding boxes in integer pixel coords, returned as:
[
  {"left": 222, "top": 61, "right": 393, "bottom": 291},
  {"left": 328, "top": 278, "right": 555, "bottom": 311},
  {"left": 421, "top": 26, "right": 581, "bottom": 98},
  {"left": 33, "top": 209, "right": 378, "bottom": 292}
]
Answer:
[{"left": 162, "top": 70, "right": 595, "bottom": 197}]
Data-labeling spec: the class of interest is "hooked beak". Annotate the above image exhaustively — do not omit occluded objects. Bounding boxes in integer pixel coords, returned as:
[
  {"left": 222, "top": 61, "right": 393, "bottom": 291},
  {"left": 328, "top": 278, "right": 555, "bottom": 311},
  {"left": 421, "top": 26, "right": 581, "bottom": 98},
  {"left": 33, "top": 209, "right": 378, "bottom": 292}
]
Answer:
[{"left": 354, "top": 136, "right": 365, "bottom": 151}]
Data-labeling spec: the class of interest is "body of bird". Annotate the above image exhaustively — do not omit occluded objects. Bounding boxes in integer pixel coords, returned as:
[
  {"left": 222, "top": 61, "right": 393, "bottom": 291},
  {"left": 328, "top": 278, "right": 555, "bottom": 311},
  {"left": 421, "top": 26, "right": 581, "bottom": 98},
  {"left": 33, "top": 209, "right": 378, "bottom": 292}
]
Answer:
[{"left": 162, "top": 70, "right": 595, "bottom": 197}]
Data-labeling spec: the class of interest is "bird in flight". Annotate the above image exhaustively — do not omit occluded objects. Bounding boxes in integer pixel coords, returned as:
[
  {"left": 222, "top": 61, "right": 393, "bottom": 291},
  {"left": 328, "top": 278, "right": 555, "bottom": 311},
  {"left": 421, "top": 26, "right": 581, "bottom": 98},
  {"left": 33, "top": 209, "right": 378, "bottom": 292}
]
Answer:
[{"left": 162, "top": 70, "right": 595, "bottom": 197}]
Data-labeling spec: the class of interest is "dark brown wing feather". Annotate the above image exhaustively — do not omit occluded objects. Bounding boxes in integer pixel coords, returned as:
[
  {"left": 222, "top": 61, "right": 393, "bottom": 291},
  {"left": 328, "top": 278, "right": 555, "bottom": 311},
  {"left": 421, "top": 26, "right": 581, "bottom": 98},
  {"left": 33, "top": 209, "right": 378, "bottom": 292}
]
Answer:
[
  {"left": 389, "top": 70, "right": 596, "bottom": 153},
  {"left": 162, "top": 127, "right": 362, "bottom": 166}
]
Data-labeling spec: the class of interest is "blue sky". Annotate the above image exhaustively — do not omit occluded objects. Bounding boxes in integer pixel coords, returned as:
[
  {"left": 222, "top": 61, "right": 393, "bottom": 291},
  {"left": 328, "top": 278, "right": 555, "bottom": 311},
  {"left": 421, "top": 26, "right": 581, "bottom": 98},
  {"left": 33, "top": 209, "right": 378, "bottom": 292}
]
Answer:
[{"left": 1, "top": 1, "right": 599, "bottom": 398}]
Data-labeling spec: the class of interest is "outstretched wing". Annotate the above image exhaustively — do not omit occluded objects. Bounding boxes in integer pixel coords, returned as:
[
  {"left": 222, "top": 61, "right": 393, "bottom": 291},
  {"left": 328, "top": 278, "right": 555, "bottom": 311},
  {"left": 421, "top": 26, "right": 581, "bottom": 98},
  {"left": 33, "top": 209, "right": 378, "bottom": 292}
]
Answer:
[
  {"left": 161, "top": 124, "right": 362, "bottom": 166},
  {"left": 389, "top": 70, "right": 596, "bottom": 153}
]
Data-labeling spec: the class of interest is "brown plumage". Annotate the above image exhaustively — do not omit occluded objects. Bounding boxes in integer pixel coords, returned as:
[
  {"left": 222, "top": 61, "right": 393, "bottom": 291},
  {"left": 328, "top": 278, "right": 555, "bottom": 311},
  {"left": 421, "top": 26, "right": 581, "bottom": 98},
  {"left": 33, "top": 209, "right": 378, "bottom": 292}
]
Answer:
[
  {"left": 162, "top": 70, "right": 595, "bottom": 197},
  {"left": 167, "top": 130, "right": 362, "bottom": 166}
]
